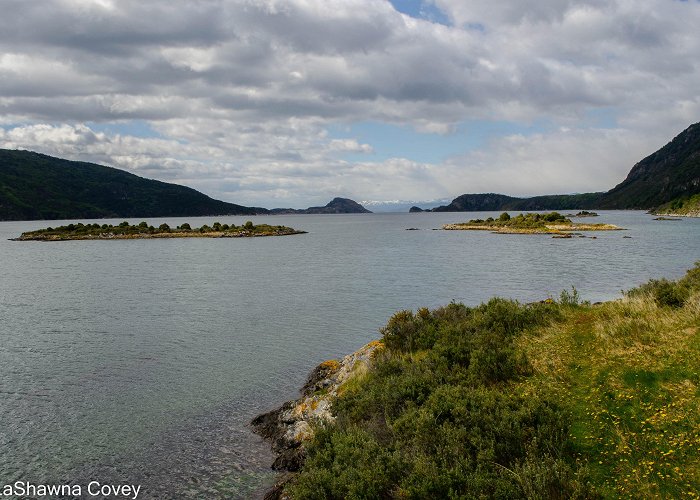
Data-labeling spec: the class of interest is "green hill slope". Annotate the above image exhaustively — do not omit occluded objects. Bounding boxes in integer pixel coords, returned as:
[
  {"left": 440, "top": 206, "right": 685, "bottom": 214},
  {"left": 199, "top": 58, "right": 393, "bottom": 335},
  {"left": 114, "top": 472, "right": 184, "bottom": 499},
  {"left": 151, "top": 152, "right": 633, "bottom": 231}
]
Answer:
[
  {"left": 0, "top": 149, "right": 266, "bottom": 220},
  {"left": 428, "top": 122, "right": 700, "bottom": 213},
  {"left": 600, "top": 122, "right": 700, "bottom": 209}
]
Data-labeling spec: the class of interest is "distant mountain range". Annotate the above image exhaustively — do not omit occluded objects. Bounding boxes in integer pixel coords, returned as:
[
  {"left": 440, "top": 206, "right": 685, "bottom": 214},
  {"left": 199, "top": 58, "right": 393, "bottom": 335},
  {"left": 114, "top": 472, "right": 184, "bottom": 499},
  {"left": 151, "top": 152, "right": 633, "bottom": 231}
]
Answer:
[
  {"left": 365, "top": 199, "right": 451, "bottom": 213},
  {"left": 418, "top": 121, "right": 700, "bottom": 213},
  {"left": 270, "top": 198, "right": 372, "bottom": 214},
  {"left": 422, "top": 192, "right": 603, "bottom": 212},
  {"left": 2, "top": 121, "right": 698, "bottom": 220},
  {"left": 0, "top": 150, "right": 371, "bottom": 220}
]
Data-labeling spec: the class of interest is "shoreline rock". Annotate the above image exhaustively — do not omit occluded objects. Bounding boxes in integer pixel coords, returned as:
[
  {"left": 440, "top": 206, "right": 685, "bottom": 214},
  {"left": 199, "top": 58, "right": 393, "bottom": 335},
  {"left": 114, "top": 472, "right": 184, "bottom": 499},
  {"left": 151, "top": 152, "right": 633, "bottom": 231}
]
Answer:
[
  {"left": 251, "top": 341, "right": 383, "bottom": 496},
  {"left": 649, "top": 210, "right": 700, "bottom": 220},
  {"left": 442, "top": 222, "right": 623, "bottom": 234},
  {"left": 12, "top": 228, "right": 306, "bottom": 241}
]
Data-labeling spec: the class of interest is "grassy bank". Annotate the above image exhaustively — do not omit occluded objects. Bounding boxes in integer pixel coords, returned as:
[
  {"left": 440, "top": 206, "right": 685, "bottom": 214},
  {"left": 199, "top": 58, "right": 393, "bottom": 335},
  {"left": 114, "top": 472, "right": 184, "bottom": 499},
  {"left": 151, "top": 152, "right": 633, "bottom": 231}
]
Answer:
[{"left": 284, "top": 266, "right": 700, "bottom": 499}]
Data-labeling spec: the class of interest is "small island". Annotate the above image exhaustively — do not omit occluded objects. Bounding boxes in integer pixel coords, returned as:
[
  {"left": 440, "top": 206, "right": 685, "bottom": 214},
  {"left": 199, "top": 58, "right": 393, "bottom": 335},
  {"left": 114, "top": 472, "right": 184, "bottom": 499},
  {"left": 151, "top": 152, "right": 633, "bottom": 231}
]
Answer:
[
  {"left": 443, "top": 211, "right": 622, "bottom": 234},
  {"left": 567, "top": 210, "right": 599, "bottom": 217},
  {"left": 13, "top": 220, "right": 307, "bottom": 241}
]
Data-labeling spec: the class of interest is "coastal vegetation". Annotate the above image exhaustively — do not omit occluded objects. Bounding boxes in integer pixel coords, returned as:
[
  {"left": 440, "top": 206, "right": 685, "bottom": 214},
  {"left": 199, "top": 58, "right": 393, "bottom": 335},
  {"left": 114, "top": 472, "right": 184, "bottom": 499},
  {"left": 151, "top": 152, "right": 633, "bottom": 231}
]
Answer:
[
  {"left": 569, "top": 210, "right": 599, "bottom": 217},
  {"left": 14, "top": 221, "right": 306, "bottom": 240},
  {"left": 652, "top": 193, "right": 700, "bottom": 217},
  {"left": 442, "top": 211, "right": 622, "bottom": 234},
  {"left": 272, "top": 265, "right": 700, "bottom": 499}
]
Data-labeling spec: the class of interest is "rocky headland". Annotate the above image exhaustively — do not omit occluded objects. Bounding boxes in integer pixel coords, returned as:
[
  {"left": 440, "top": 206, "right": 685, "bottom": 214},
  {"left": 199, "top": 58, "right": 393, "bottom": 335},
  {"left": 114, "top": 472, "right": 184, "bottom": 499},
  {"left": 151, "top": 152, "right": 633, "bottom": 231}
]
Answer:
[{"left": 251, "top": 341, "right": 383, "bottom": 497}]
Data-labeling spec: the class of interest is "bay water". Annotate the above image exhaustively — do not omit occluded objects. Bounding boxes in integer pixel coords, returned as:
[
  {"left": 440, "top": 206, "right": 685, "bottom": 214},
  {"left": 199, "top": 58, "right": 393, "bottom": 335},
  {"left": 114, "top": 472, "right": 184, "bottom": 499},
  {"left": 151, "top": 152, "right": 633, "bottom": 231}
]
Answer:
[{"left": 0, "top": 211, "right": 698, "bottom": 498}]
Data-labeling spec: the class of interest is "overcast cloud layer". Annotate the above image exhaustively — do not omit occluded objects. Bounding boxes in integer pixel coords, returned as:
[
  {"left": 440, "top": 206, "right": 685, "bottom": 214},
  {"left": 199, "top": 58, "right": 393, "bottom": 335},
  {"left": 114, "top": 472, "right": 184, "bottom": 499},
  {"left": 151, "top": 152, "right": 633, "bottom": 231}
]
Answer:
[{"left": 1, "top": 0, "right": 699, "bottom": 207}]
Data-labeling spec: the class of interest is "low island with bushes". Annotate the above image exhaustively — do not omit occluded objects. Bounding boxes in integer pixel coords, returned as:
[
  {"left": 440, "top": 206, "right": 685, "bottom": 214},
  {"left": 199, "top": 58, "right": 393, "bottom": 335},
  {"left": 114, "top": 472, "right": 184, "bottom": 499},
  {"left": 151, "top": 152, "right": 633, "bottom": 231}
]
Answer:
[
  {"left": 255, "top": 265, "right": 700, "bottom": 499},
  {"left": 443, "top": 211, "right": 622, "bottom": 234},
  {"left": 568, "top": 210, "right": 599, "bottom": 217},
  {"left": 13, "top": 220, "right": 307, "bottom": 241}
]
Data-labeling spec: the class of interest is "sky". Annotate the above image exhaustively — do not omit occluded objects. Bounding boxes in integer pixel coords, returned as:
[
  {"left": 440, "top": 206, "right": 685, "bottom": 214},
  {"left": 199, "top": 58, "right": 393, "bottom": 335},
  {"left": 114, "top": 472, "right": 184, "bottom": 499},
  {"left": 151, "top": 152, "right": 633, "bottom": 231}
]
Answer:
[{"left": 1, "top": 0, "right": 699, "bottom": 209}]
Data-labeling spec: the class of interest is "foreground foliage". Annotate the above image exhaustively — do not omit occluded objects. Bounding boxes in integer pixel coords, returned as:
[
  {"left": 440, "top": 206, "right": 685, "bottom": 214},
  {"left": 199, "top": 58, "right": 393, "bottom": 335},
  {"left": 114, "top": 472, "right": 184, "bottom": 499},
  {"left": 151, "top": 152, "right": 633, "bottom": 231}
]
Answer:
[
  {"left": 15, "top": 220, "right": 305, "bottom": 240},
  {"left": 288, "top": 265, "right": 700, "bottom": 499}
]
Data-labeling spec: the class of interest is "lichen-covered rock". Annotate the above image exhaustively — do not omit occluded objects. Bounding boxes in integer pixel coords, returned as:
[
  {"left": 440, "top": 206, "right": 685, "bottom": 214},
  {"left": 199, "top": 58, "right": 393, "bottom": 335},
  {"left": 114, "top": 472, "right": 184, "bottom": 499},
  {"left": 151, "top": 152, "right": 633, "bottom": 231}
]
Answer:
[
  {"left": 251, "top": 340, "right": 384, "bottom": 472},
  {"left": 301, "top": 359, "right": 341, "bottom": 395}
]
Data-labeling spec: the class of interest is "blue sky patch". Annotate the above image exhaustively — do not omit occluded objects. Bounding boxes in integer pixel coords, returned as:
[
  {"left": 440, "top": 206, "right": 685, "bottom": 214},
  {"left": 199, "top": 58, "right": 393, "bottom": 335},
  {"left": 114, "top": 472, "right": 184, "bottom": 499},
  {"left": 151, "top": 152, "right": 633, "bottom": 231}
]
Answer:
[
  {"left": 328, "top": 119, "right": 552, "bottom": 163},
  {"left": 389, "top": 0, "right": 451, "bottom": 25},
  {"left": 86, "top": 120, "right": 163, "bottom": 139}
]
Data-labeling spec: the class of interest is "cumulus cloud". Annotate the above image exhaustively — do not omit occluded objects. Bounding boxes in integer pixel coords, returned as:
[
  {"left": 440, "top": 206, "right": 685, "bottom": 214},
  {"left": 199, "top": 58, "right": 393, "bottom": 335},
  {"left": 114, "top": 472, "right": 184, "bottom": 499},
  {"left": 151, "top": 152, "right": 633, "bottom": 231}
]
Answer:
[
  {"left": 0, "top": 0, "right": 699, "bottom": 206},
  {"left": 439, "top": 127, "right": 658, "bottom": 197}
]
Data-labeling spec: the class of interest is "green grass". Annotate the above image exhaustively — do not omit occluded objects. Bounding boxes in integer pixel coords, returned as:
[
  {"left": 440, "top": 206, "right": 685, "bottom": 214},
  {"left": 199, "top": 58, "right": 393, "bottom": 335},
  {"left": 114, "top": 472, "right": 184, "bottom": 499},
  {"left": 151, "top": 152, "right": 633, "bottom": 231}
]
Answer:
[
  {"left": 285, "top": 265, "right": 700, "bottom": 499},
  {"left": 518, "top": 267, "right": 700, "bottom": 498}
]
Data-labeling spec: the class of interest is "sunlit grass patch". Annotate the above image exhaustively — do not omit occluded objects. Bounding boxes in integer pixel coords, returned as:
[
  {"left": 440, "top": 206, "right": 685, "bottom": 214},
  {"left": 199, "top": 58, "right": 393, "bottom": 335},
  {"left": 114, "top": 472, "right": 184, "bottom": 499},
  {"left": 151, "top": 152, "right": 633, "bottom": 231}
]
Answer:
[{"left": 518, "top": 269, "right": 700, "bottom": 498}]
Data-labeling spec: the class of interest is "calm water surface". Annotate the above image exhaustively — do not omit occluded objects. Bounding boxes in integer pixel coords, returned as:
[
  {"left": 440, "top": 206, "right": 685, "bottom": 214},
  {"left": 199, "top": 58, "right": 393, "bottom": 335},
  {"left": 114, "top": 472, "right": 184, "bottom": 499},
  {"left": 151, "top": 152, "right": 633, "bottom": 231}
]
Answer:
[{"left": 0, "top": 211, "right": 698, "bottom": 498}]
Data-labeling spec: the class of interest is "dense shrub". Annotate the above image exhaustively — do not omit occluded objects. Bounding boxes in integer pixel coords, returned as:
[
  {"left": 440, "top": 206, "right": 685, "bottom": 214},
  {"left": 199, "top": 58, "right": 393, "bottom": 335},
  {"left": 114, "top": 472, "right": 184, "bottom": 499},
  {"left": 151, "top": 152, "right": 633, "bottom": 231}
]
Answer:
[
  {"left": 289, "top": 427, "right": 405, "bottom": 499},
  {"left": 468, "top": 212, "right": 571, "bottom": 228},
  {"left": 288, "top": 265, "right": 700, "bottom": 498},
  {"left": 627, "top": 276, "right": 693, "bottom": 308},
  {"left": 290, "top": 298, "right": 574, "bottom": 499},
  {"left": 543, "top": 211, "right": 566, "bottom": 222},
  {"left": 559, "top": 286, "right": 583, "bottom": 307}
]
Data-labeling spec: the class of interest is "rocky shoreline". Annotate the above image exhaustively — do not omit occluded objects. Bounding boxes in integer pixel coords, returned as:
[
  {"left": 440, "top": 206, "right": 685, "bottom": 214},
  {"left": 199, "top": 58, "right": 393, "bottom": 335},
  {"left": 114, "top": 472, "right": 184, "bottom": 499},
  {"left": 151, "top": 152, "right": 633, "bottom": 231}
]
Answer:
[
  {"left": 251, "top": 340, "right": 383, "bottom": 499},
  {"left": 442, "top": 222, "right": 623, "bottom": 234},
  {"left": 651, "top": 211, "right": 699, "bottom": 218},
  {"left": 13, "top": 229, "right": 306, "bottom": 241}
]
